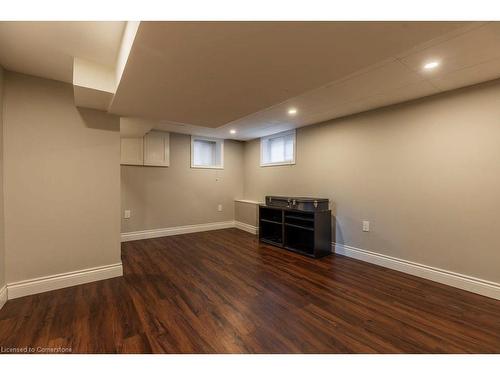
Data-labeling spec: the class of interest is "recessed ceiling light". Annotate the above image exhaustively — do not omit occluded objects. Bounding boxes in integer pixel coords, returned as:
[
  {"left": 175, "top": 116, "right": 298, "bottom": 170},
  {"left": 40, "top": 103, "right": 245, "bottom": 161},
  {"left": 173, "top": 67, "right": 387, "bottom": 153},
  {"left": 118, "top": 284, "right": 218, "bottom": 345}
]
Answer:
[
  {"left": 229, "top": 129, "right": 236, "bottom": 134},
  {"left": 423, "top": 61, "right": 440, "bottom": 70},
  {"left": 288, "top": 108, "right": 298, "bottom": 115}
]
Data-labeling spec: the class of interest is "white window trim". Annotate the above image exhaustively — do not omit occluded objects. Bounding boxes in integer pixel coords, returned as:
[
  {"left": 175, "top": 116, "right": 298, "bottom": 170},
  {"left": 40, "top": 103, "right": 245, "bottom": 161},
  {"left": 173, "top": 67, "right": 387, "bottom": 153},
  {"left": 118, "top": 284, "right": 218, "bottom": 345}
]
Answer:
[
  {"left": 260, "top": 129, "right": 296, "bottom": 167},
  {"left": 190, "top": 135, "right": 224, "bottom": 169}
]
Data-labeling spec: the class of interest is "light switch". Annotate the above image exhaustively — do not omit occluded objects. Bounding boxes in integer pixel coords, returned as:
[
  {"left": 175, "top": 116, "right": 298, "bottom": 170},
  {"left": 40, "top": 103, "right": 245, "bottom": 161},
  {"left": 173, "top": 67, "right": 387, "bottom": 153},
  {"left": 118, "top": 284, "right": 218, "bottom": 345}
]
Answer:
[
  {"left": 217, "top": 204, "right": 223, "bottom": 212},
  {"left": 124, "top": 210, "right": 131, "bottom": 219}
]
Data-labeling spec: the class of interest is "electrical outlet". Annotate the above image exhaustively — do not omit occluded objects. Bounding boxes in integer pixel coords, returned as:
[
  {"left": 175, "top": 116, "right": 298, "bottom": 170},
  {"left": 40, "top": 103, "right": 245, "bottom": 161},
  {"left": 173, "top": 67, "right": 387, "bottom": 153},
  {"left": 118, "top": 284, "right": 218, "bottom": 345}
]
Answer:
[
  {"left": 362, "top": 220, "right": 370, "bottom": 232},
  {"left": 124, "top": 210, "right": 131, "bottom": 219},
  {"left": 217, "top": 204, "right": 223, "bottom": 212}
]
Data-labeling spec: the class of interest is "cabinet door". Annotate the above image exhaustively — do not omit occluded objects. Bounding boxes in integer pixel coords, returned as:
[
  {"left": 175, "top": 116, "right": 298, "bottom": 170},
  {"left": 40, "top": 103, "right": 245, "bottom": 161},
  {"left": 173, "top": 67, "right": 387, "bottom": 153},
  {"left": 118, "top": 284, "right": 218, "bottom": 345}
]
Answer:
[
  {"left": 144, "top": 131, "right": 170, "bottom": 167},
  {"left": 121, "top": 137, "right": 144, "bottom": 166}
]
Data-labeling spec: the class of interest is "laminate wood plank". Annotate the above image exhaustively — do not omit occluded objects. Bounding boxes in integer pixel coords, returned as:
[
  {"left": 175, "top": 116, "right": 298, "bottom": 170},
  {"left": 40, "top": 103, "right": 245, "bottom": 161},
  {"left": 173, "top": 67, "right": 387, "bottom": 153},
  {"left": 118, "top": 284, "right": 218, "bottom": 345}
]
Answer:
[{"left": 0, "top": 228, "right": 499, "bottom": 353}]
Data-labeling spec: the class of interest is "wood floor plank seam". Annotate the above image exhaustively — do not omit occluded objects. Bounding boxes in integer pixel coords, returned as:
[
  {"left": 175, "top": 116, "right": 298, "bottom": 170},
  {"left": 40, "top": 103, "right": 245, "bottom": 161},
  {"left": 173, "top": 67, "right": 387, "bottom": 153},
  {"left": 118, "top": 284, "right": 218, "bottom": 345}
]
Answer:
[{"left": 0, "top": 228, "right": 499, "bottom": 353}]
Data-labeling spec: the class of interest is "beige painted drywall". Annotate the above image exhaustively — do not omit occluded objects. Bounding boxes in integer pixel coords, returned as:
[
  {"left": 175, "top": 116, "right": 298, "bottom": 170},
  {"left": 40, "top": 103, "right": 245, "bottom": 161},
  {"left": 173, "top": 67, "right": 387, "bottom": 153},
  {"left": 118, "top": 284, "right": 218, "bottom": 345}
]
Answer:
[
  {"left": 3, "top": 72, "right": 121, "bottom": 283},
  {"left": 243, "top": 79, "right": 500, "bottom": 284},
  {"left": 121, "top": 133, "right": 244, "bottom": 233},
  {"left": 234, "top": 201, "right": 258, "bottom": 227},
  {"left": 0, "top": 66, "right": 5, "bottom": 288}
]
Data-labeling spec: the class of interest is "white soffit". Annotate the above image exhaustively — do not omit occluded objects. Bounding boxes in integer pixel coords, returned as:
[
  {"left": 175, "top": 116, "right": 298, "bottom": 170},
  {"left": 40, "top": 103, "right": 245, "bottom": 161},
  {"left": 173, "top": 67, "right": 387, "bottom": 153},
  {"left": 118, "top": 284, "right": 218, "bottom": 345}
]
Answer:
[
  {"left": 120, "top": 117, "right": 155, "bottom": 138},
  {"left": 73, "top": 58, "right": 116, "bottom": 111},
  {"left": 74, "top": 21, "right": 140, "bottom": 112},
  {"left": 0, "top": 21, "right": 125, "bottom": 83},
  {"left": 73, "top": 86, "right": 115, "bottom": 112},
  {"left": 73, "top": 58, "right": 115, "bottom": 93},
  {"left": 115, "top": 21, "right": 140, "bottom": 87}
]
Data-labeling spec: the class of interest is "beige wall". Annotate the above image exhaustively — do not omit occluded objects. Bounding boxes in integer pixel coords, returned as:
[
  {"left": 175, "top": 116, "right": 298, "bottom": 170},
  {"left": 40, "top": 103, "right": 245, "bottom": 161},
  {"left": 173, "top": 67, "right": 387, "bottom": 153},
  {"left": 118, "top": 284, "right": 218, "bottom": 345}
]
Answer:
[
  {"left": 121, "top": 133, "right": 244, "bottom": 232},
  {"left": 0, "top": 66, "right": 5, "bottom": 288},
  {"left": 3, "top": 72, "right": 121, "bottom": 283},
  {"left": 234, "top": 201, "right": 259, "bottom": 227},
  {"left": 243, "top": 80, "right": 500, "bottom": 284}
]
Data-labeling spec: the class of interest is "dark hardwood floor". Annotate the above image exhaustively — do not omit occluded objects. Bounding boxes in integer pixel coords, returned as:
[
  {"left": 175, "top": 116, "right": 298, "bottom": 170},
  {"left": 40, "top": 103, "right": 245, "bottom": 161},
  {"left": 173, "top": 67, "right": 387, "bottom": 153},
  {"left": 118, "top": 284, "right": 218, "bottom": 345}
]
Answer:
[{"left": 0, "top": 228, "right": 499, "bottom": 353}]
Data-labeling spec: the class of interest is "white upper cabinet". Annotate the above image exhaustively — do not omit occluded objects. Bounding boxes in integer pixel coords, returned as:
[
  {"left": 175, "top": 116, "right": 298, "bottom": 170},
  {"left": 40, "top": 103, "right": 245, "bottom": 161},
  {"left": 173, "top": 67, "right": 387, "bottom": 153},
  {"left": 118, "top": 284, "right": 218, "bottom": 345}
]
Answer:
[
  {"left": 143, "top": 131, "right": 170, "bottom": 167},
  {"left": 120, "top": 131, "right": 170, "bottom": 167},
  {"left": 120, "top": 137, "right": 144, "bottom": 166}
]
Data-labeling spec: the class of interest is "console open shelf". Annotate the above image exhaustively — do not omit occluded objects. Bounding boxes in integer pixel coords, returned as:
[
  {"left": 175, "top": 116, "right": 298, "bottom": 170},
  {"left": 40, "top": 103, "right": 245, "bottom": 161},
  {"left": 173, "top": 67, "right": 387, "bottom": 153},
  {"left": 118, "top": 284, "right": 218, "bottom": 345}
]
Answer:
[{"left": 259, "top": 205, "right": 331, "bottom": 258}]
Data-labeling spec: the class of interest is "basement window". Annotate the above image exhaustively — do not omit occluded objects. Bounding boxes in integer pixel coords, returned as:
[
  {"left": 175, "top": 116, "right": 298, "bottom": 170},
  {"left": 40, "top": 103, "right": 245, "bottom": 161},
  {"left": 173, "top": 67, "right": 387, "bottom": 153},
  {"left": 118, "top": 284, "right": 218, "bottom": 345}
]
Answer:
[
  {"left": 191, "top": 136, "right": 224, "bottom": 169},
  {"left": 260, "top": 129, "right": 296, "bottom": 166}
]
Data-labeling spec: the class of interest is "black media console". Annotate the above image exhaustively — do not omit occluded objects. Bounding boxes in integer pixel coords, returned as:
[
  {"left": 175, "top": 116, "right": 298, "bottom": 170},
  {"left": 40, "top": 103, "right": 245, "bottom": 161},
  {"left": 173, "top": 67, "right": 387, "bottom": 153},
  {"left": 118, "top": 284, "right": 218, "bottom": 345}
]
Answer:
[{"left": 259, "top": 203, "right": 332, "bottom": 258}]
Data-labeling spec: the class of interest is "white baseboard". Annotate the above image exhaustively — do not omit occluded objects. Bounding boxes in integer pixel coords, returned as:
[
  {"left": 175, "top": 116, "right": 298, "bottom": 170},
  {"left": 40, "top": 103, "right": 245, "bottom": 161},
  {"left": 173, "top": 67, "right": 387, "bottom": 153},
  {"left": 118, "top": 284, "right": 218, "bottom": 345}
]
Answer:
[
  {"left": 333, "top": 242, "right": 500, "bottom": 300},
  {"left": 0, "top": 285, "right": 6, "bottom": 310},
  {"left": 7, "top": 263, "right": 123, "bottom": 300},
  {"left": 5, "top": 221, "right": 257, "bottom": 302},
  {"left": 234, "top": 221, "right": 259, "bottom": 235},
  {"left": 121, "top": 220, "right": 240, "bottom": 242}
]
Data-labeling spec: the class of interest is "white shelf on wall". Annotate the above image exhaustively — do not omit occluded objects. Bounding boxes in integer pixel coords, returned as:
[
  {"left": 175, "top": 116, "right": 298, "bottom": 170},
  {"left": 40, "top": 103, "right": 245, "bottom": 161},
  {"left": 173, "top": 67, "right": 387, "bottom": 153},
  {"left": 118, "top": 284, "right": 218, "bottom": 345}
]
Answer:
[{"left": 234, "top": 199, "right": 264, "bottom": 205}]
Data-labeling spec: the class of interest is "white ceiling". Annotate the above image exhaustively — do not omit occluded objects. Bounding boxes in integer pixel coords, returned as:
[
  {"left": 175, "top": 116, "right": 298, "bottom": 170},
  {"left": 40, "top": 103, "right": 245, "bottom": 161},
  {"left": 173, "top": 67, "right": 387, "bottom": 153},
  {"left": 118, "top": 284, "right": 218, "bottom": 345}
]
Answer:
[
  {"left": 2, "top": 21, "right": 500, "bottom": 140},
  {"left": 187, "top": 21, "right": 500, "bottom": 140},
  {"left": 109, "top": 21, "right": 467, "bottom": 128},
  {"left": 0, "top": 21, "right": 125, "bottom": 83}
]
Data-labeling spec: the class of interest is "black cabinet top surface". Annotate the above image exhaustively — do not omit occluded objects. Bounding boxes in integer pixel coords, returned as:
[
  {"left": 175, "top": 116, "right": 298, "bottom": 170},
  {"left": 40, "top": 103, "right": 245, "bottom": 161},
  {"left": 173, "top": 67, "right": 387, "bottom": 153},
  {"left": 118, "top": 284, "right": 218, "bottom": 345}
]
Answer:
[
  {"left": 266, "top": 196, "right": 329, "bottom": 202},
  {"left": 259, "top": 204, "right": 330, "bottom": 213}
]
